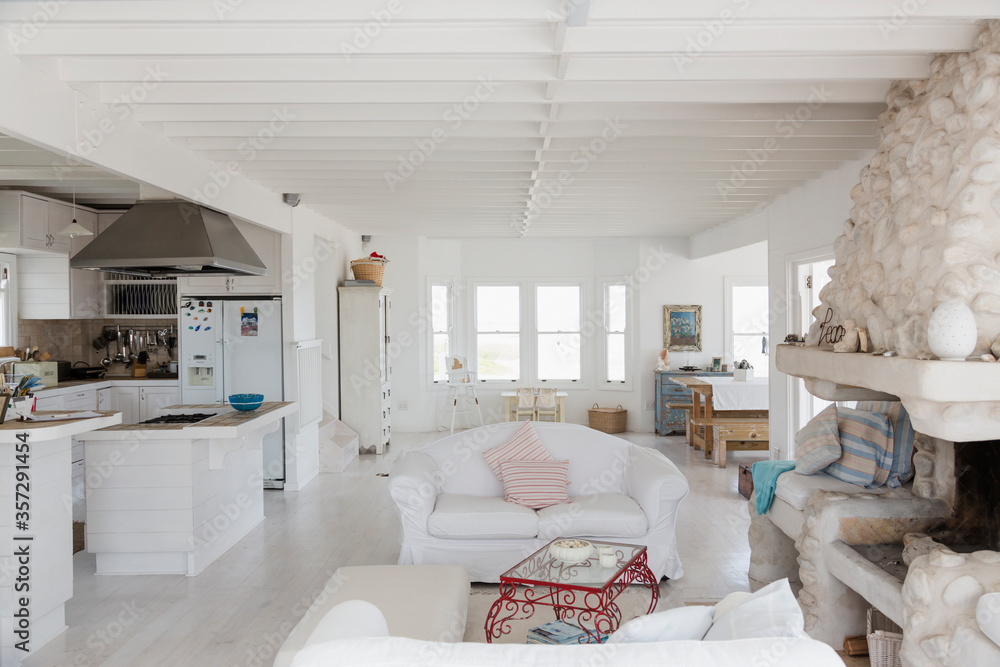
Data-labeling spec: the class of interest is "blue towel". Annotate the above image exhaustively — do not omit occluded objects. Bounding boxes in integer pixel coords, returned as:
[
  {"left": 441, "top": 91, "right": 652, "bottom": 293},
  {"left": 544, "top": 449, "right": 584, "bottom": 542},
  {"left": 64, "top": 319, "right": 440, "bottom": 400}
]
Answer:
[{"left": 753, "top": 460, "right": 796, "bottom": 515}]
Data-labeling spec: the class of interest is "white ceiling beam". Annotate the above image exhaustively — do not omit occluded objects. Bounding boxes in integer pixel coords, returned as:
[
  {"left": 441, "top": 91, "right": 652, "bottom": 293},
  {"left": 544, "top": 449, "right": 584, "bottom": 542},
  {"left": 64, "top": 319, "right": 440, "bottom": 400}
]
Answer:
[
  {"left": 155, "top": 118, "right": 876, "bottom": 138},
  {"left": 3, "top": 0, "right": 992, "bottom": 23}
]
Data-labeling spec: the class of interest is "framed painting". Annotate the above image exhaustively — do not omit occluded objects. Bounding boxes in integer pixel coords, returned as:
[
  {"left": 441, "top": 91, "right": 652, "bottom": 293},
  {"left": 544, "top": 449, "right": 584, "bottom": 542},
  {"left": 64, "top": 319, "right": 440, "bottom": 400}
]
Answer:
[{"left": 664, "top": 305, "right": 702, "bottom": 352}]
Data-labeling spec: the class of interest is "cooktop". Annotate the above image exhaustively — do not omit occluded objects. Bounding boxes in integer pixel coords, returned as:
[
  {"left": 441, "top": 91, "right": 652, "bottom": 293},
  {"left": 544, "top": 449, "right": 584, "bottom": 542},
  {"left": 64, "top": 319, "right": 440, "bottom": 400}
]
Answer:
[{"left": 139, "top": 413, "right": 217, "bottom": 425}]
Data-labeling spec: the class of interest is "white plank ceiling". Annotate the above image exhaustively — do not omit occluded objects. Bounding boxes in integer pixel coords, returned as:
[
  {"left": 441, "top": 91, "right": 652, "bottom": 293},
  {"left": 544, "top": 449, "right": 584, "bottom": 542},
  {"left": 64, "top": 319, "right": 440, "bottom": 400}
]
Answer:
[{"left": 0, "top": 1, "right": 996, "bottom": 238}]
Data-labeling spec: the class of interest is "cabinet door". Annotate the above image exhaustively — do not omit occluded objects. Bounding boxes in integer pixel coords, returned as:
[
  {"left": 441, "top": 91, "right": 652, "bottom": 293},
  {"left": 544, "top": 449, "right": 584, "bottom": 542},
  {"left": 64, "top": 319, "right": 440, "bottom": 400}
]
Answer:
[
  {"left": 46, "top": 202, "right": 73, "bottom": 254},
  {"left": 20, "top": 195, "right": 49, "bottom": 250},
  {"left": 70, "top": 210, "right": 100, "bottom": 318},
  {"left": 140, "top": 386, "right": 180, "bottom": 422},
  {"left": 35, "top": 394, "right": 67, "bottom": 411},
  {"left": 379, "top": 293, "right": 390, "bottom": 382},
  {"left": 97, "top": 388, "right": 110, "bottom": 410},
  {"left": 109, "top": 386, "right": 139, "bottom": 424},
  {"left": 177, "top": 220, "right": 281, "bottom": 295},
  {"left": 63, "top": 389, "right": 97, "bottom": 410}
]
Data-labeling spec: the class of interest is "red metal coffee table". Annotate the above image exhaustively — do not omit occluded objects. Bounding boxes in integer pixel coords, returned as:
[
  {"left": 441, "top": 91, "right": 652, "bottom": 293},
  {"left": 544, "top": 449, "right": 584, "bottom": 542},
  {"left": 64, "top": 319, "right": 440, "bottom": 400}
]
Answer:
[{"left": 484, "top": 539, "right": 659, "bottom": 643}]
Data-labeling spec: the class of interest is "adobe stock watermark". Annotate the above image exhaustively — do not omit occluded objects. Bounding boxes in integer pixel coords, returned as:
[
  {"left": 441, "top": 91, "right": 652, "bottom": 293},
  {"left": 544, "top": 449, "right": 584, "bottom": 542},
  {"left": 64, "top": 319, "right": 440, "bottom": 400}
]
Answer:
[
  {"left": 674, "top": 0, "right": 751, "bottom": 73},
  {"left": 516, "top": 117, "right": 627, "bottom": 227},
  {"left": 340, "top": 0, "right": 405, "bottom": 62},
  {"left": 384, "top": 75, "right": 500, "bottom": 192},
  {"left": 716, "top": 84, "right": 833, "bottom": 201},
  {"left": 4, "top": 0, "right": 68, "bottom": 52},
  {"left": 879, "top": 0, "right": 929, "bottom": 40},
  {"left": 192, "top": 107, "right": 295, "bottom": 204}
]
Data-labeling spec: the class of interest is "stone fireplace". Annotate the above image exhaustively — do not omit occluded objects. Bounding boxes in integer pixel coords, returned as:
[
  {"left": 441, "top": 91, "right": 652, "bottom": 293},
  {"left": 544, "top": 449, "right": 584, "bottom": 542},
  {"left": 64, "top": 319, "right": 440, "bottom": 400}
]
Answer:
[{"left": 756, "top": 20, "right": 1000, "bottom": 667}]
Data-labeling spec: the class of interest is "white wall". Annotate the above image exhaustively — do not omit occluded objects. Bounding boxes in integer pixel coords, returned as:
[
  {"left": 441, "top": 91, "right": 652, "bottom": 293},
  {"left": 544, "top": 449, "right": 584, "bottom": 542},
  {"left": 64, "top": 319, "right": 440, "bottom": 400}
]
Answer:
[
  {"left": 369, "top": 235, "right": 767, "bottom": 433},
  {"left": 689, "top": 156, "right": 873, "bottom": 457},
  {"left": 280, "top": 206, "right": 362, "bottom": 491}
]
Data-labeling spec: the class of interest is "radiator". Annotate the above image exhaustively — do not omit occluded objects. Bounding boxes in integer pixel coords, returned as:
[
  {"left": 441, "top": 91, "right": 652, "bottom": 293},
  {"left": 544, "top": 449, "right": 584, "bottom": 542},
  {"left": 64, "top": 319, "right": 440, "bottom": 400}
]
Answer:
[{"left": 295, "top": 340, "right": 323, "bottom": 430}]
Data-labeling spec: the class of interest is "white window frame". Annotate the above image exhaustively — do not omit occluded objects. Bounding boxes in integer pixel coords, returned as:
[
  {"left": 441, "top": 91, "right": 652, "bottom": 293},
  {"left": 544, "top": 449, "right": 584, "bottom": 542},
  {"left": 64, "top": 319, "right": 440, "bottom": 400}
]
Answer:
[
  {"left": 534, "top": 281, "right": 585, "bottom": 385},
  {"left": 600, "top": 277, "right": 633, "bottom": 391},
  {"left": 724, "top": 275, "right": 769, "bottom": 373},
  {"left": 427, "top": 278, "right": 456, "bottom": 387},
  {"left": 472, "top": 281, "right": 523, "bottom": 384}
]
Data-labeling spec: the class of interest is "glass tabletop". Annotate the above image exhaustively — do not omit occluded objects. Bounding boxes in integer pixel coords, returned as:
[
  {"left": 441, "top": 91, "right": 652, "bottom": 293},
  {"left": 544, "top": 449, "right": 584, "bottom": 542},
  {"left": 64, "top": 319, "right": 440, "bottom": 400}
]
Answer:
[{"left": 500, "top": 539, "right": 645, "bottom": 592}]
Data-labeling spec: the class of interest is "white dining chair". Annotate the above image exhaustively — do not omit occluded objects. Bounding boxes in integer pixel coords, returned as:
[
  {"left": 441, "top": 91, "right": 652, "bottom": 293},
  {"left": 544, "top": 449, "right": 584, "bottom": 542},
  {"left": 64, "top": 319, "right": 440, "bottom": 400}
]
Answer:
[
  {"left": 514, "top": 387, "right": 536, "bottom": 421},
  {"left": 535, "top": 387, "right": 558, "bottom": 422}
]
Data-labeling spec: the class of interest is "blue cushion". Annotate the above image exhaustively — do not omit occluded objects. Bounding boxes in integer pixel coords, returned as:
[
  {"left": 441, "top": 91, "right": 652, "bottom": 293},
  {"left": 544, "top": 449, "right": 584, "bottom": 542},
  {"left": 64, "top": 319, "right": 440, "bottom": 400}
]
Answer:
[
  {"left": 825, "top": 408, "right": 894, "bottom": 488},
  {"left": 855, "top": 401, "right": 916, "bottom": 488},
  {"left": 794, "top": 404, "right": 841, "bottom": 475}
]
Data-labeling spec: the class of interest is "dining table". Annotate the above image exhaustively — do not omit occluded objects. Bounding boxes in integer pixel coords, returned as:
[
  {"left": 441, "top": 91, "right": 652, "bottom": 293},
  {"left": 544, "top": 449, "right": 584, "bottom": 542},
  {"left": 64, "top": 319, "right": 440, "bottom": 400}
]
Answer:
[{"left": 668, "top": 376, "right": 769, "bottom": 467}]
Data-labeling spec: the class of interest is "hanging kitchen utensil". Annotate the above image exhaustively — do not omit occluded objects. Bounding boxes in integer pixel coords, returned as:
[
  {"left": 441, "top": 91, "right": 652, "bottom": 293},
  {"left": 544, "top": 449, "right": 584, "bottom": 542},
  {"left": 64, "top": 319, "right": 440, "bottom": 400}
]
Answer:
[
  {"left": 101, "top": 342, "right": 112, "bottom": 367},
  {"left": 92, "top": 336, "right": 106, "bottom": 351},
  {"left": 113, "top": 325, "right": 126, "bottom": 363},
  {"left": 127, "top": 329, "right": 138, "bottom": 363}
]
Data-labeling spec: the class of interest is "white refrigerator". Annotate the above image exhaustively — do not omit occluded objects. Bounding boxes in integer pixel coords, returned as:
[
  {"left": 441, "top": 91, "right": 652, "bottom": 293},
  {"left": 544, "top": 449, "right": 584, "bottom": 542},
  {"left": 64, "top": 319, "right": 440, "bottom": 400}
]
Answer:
[{"left": 180, "top": 297, "right": 285, "bottom": 488}]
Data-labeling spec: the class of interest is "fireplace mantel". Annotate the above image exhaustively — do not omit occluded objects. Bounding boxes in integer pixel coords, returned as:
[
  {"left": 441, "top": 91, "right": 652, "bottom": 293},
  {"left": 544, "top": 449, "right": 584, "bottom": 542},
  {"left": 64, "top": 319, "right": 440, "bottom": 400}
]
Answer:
[{"left": 777, "top": 344, "right": 1000, "bottom": 441}]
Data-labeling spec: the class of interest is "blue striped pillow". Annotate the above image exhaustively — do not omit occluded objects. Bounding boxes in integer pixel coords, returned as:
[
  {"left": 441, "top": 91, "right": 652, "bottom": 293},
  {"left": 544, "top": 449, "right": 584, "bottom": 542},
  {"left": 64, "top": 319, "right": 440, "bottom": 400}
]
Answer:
[
  {"left": 825, "top": 408, "right": 894, "bottom": 488},
  {"left": 855, "top": 401, "right": 915, "bottom": 488},
  {"left": 794, "top": 404, "right": 841, "bottom": 475}
]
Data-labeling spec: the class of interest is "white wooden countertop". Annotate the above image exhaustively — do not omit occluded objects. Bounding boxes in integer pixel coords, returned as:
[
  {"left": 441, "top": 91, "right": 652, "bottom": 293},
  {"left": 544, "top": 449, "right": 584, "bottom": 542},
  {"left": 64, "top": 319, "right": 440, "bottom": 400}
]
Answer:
[
  {"left": 75, "top": 401, "right": 297, "bottom": 441},
  {"left": 0, "top": 410, "right": 122, "bottom": 442}
]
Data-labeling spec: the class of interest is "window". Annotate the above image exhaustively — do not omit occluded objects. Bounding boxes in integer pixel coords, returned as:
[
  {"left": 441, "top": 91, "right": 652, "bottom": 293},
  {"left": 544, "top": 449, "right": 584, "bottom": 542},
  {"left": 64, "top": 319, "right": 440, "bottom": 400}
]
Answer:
[
  {"left": 536, "top": 285, "right": 581, "bottom": 382},
  {"left": 430, "top": 282, "right": 451, "bottom": 383},
  {"left": 476, "top": 284, "right": 520, "bottom": 381},
  {"left": 604, "top": 282, "right": 627, "bottom": 383},
  {"left": 725, "top": 277, "right": 769, "bottom": 378}
]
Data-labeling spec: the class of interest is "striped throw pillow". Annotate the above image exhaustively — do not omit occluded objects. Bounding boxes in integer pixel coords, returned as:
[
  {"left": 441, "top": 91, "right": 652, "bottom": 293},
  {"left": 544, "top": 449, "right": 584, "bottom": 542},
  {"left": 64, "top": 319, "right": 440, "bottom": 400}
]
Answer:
[
  {"left": 482, "top": 421, "right": 553, "bottom": 482},
  {"left": 825, "top": 408, "right": 894, "bottom": 488},
  {"left": 854, "top": 401, "right": 916, "bottom": 488},
  {"left": 794, "top": 404, "right": 841, "bottom": 475},
  {"left": 498, "top": 460, "right": 570, "bottom": 509}
]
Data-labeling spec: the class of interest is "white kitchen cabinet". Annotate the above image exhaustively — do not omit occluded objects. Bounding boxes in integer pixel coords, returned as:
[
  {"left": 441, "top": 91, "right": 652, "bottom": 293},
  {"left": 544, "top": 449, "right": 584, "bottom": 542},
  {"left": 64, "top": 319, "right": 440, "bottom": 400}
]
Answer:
[
  {"left": 177, "top": 219, "right": 282, "bottom": 295},
  {"left": 109, "top": 386, "right": 140, "bottom": 424},
  {"left": 34, "top": 394, "right": 67, "bottom": 411},
  {"left": 69, "top": 209, "right": 100, "bottom": 318},
  {"left": 339, "top": 286, "right": 392, "bottom": 455},
  {"left": 0, "top": 192, "right": 80, "bottom": 253},
  {"left": 139, "top": 386, "right": 180, "bottom": 422},
  {"left": 97, "top": 388, "right": 110, "bottom": 410}
]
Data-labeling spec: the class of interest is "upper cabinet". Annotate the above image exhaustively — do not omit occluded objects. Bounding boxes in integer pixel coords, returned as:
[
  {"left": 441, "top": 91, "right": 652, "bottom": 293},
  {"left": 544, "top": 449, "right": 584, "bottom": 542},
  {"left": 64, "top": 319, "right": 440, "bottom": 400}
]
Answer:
[
  {"left": 0, "top": 192, "right": 75, "bottom": 254},
  {"left": 176, "top": 218, "right": 282, "bottom": 296}
]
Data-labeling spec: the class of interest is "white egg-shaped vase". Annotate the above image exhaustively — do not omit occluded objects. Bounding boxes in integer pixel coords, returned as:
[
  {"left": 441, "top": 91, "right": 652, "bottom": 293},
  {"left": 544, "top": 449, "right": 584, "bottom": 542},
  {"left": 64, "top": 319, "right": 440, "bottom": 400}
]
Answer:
[{"left": 927, "top": 299, "right": 977, "bottom": 361}]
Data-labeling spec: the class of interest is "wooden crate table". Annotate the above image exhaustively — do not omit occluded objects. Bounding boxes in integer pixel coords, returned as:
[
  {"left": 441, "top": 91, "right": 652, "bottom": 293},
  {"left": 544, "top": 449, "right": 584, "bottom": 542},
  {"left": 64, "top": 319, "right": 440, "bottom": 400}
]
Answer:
[
  {"left": 485, "top": 539, "right": 658, "bottom": 644},
  {"left": 668, "top": 376, "right": 769, "bottom": 467}
]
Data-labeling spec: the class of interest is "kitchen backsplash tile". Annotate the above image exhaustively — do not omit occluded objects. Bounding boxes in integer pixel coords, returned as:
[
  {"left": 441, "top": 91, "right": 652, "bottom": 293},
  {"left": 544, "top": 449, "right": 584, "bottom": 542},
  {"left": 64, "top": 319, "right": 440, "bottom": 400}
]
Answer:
[{"left": 17, "top": 318, "right": 178, "bottom": 372}]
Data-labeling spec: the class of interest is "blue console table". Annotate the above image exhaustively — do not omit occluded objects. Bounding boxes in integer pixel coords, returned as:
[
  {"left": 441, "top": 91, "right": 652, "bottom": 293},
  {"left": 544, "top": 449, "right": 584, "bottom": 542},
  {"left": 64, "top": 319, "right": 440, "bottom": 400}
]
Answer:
[{"left": 654, "top": 370, "right": 733, "bottom": 435}]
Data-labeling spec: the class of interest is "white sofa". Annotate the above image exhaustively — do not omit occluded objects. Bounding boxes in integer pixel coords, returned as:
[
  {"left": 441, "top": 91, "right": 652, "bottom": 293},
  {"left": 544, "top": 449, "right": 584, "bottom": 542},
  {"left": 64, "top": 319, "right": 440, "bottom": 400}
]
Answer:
[
  {"left": 389, "top": 422, "right": 690, "bottom": 582},
  {"left": 284, "top": 576, "right": 846, "bottom": 667}
]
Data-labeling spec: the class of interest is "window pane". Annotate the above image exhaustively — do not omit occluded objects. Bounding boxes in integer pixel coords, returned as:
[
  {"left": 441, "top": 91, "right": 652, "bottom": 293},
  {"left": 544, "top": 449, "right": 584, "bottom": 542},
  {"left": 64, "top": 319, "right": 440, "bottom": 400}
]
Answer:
[
  {"left": 477, "top": 286, "right": 519, "bottom": 332},
  {"left": 433, "top": 333, "right": 449, "bottom": 382},
  {"left": 431, "top": 285, "right": 449, "bottom": 332},
  {"left": 607, "top": 333, "right": 625, "bottom": 382},
  {"left": 732, "top": 285, "right": 769, "bottom": 334},
  {"left": 734, "top": 334, "right": 768, "bottom": 378},
  {"left": 536, "top": 286, "right": 580, "bottom": 331},
  {"left": 477, "top": 333, "right": 520, "bottom": 380},
  {"left": 537, "top": 333, "right": 581, "bottom": 380},
  {"left": 606, "top": 284, "right": 626, "bottom": 332}
]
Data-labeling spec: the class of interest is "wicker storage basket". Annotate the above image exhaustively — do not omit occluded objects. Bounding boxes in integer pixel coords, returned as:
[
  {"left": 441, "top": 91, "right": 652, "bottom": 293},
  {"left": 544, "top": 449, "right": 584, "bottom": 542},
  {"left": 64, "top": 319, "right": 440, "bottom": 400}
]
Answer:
[
  {"left": 350, "top": 258, "right": 386, "bottom": 286},
  {"left": 867, "top": 608, "right": 902, "bottom": 667},
  {"left": 588, "top": 404, "right": 627, "bottom": 434}
]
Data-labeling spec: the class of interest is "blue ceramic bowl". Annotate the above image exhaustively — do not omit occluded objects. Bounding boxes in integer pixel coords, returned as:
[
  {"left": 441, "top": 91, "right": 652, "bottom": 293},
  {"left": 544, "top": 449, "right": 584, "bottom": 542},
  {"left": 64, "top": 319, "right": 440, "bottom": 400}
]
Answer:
[{"left": 228, "top": 393, "right": 264, "bottom": 412}]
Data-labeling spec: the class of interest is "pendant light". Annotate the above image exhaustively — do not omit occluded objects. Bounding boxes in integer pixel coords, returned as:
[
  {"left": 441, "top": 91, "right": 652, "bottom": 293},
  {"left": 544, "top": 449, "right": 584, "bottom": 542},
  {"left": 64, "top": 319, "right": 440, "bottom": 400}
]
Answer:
[{"left": 58, "top": 186, "right": 93, "bottom": 237}]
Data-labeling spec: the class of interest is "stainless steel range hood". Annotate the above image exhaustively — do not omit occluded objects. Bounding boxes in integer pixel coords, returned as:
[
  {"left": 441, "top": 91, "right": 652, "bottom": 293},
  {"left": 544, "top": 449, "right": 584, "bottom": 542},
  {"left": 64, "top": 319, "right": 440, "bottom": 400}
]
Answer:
[{"left": 70, "top": 201, "right": 267, "bottom": 277}]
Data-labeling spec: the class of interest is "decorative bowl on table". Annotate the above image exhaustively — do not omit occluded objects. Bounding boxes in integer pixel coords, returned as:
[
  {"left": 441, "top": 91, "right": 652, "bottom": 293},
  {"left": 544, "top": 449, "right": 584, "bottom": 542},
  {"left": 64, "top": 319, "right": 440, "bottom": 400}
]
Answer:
[
  {"left": 549, "top": 539, "right": 594, "bottom": 563},
  {"left": 228, "top": 393, "right": 264, "bottom": 412}
]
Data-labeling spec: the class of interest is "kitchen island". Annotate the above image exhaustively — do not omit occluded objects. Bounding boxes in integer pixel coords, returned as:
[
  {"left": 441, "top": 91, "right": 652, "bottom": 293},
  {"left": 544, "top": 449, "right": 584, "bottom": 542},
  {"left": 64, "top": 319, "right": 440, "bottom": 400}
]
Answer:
[
  {"left": 0, "top": 411, "right": 122, "bottom": 666},
  {"left": 75, "top": 402, "right": 296, "bottom": 576}
]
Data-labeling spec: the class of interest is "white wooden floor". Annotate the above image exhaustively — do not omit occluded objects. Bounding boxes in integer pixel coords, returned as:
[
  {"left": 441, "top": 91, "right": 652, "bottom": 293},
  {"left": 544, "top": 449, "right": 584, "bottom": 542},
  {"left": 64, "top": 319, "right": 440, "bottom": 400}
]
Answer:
[{"left": 26, "top": 430, "right": 758, "bottom": 667}]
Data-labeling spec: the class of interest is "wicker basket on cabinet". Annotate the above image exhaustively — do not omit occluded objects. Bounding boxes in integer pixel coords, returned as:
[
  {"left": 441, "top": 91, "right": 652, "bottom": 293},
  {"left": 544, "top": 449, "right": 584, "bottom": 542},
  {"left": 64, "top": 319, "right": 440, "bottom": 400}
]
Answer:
[
  {"left": 588, "top": 404, "right": 627, "bottom": 434},
  {"left": 350, "top": 258, "right": 387, "bottom": 286}
]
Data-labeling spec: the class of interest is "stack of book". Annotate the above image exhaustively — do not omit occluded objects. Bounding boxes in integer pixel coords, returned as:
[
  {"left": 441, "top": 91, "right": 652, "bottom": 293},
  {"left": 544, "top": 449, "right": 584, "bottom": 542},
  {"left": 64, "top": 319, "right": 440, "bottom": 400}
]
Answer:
[{"left": 526, "top": 621, "right": 607, "bottom": 644}]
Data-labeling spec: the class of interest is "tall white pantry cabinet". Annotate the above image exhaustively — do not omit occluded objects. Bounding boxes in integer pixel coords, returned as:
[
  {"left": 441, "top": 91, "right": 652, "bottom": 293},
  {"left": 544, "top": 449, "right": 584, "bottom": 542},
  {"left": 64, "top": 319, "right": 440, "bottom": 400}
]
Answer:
[{"left": 338, "top": 286, "right": 392, "bottom": 454}]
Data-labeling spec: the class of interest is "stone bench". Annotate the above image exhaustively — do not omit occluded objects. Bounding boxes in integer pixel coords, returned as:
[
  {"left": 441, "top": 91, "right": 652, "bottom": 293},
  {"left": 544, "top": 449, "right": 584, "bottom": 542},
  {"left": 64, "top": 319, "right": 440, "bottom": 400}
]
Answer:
[{"left": 275, "top": 565, "right": 470, "bottom": 667}]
